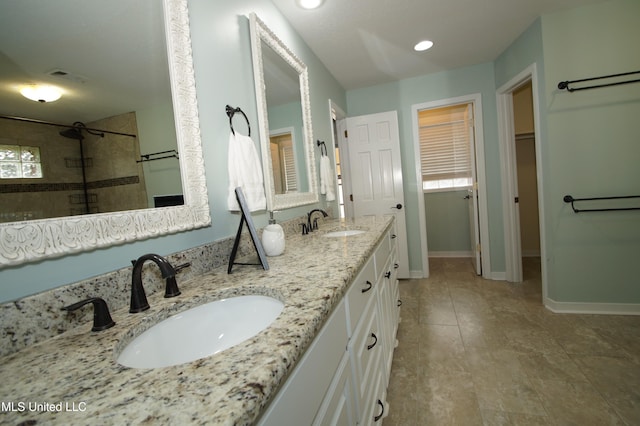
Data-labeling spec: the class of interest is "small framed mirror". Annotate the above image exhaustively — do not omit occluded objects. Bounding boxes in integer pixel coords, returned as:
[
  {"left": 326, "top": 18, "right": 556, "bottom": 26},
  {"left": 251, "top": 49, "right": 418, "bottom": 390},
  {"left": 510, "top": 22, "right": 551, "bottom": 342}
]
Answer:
[{"left": 249, "top": 13, "right": 318, "bottom": 211}]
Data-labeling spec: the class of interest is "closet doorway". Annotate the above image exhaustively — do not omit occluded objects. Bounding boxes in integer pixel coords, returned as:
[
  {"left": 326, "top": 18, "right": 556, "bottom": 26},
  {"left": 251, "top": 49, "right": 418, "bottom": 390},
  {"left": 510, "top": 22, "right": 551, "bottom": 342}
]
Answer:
[
  {"left": 512, "top": 82, "right": 542, "bottom": 280},
  {"left": 497, "top": 64, "right": 546, "bottom": 298}
]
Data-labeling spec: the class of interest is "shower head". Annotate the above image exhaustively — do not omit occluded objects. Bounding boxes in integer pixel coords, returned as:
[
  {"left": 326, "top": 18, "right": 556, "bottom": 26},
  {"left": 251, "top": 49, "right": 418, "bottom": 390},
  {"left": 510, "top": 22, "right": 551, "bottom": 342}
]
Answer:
[
  {"left": 59, "top": 127, "right": 84, "bottom": 140},
  {"left": 59, "top": 122, "right": 104, "bottom": 140}
]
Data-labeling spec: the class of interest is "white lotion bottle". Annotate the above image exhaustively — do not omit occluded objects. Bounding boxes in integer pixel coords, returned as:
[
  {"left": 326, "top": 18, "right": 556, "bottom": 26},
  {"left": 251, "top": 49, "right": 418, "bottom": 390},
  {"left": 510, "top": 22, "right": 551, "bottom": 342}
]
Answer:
[{"left": 262, "top": 213, "right": 285, "bottom": 256}]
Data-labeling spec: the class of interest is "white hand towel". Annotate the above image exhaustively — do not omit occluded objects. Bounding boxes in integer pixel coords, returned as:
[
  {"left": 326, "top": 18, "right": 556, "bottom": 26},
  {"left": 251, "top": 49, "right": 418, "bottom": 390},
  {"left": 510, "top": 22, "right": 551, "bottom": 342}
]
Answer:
[
  {"left": 320, "top": 154, "right": 327, "bottom": 195},
  {"left": 320, "top": 154, "right": 335, "bottom": 201},
  {"left": 227, "top": 131, "right": 266, "bottom": 212}
]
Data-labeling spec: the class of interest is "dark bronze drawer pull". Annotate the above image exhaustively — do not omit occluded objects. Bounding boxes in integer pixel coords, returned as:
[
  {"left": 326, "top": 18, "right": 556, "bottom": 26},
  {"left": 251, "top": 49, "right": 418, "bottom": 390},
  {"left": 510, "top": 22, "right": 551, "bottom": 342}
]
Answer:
[
  {"left": 367, "top": 333, "right": 378, "bottom": 350},
  {"left": 361, "top": 280, "right": 373, "bottom": 293},
  {"left": 374, "top": 400, "right": 384, "bottom": 422}
]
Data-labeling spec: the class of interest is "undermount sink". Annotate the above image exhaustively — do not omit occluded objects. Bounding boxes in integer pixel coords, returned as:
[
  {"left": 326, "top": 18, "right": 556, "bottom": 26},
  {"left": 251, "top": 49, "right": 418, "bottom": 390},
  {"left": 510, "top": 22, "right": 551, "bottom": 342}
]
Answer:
[
  {"left": 323, "top": 229, "right": 366, "bottom": 238},
  {"left": 117, "top": 295, "right": 284, "bottom": 369}
]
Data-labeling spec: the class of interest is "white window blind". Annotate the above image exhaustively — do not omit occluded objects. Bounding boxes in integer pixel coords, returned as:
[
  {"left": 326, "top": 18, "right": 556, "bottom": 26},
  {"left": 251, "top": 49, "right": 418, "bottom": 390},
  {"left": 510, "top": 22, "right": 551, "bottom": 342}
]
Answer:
[
  {"left": 281, "top": 145, "right": 297, "bottom": 192},
  {"left": 418, "top": 103, "right": 473, "bottom": 191}
]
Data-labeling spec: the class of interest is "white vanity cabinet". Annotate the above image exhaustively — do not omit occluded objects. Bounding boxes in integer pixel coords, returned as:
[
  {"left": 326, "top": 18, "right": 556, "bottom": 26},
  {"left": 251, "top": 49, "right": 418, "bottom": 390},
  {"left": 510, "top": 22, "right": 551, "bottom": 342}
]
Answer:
[
  {"left": 349, "top": 225, "right": 400, "bottom": 425},
  {"left": 257, "top": 300, "right": 349, "bottom": 426},
  {"left": 257, "top": 226, "right": 401, "bottom": 426}
]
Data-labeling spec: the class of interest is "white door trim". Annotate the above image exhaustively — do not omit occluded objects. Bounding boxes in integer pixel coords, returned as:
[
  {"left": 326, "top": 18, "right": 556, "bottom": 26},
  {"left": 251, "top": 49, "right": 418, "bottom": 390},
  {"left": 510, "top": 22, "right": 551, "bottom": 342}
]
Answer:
[
  {"left": 329, "top": 99, "right": 352, "bottom": 218},
  {"left": 411, "top": 93, "right": 491, "bottom": 279},
  {"left": 496, "top": 63, "right": 549, "bottom": 301}
]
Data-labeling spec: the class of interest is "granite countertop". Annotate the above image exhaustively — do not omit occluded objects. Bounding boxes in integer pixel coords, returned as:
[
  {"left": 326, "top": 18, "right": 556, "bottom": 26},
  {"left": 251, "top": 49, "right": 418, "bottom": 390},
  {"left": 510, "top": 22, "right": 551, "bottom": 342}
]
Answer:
[{"left": 0, "top": 216, "right": 392, "bottom": 425}]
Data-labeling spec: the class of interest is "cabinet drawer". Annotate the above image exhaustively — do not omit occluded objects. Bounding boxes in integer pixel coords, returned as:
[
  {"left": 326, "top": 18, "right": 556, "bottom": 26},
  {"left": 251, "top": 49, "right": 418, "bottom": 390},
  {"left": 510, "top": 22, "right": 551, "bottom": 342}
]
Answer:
[
  {"left": 374, "top": 234, "right": 391, "bottom": 280},
  {"left": 345, "top": 258, "right": 375, "bottom": 335},
  {"left": 348, "top": 295, "right": 381, "bottom": 410},
  {"left": 361, "top": 360, "right": 386, "bottom": 426}
]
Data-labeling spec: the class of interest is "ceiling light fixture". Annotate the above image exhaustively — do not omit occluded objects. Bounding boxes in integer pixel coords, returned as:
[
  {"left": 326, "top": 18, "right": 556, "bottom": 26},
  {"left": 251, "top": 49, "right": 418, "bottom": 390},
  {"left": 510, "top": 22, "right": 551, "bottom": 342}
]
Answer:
[
  {"left": 297, "top": 0, "right": 324, "bottom": 10},
  {"left": 414, "top": 40, "right": 434, "bottom": 52},
  {"left": 20, "top": 84, "right": 62, "bottom": 103}
]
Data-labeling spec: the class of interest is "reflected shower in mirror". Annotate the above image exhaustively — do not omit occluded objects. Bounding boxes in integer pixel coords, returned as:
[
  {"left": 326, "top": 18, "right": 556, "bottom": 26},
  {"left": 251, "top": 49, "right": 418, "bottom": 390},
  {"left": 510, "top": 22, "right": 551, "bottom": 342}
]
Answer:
[
  {"left": 0, "top": 0, "right": 182, "bottom": 223},
  {"left": 249, "top": 13, "right": 317, "bottom": 211},
  {"left": 0, "top": 0, "right": 210, "bottom": 267}
]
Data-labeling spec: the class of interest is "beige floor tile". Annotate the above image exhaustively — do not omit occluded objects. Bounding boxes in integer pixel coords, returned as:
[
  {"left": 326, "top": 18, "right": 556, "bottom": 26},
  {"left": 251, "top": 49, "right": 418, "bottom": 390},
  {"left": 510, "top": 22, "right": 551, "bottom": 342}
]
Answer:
[
  {"left": 480, "top": 409, "right": 550, "bottom": 426},
  {"left": 517, "top": 352, "right": 588, "bottom": 383},
  {"left": 416, "top": 370, "right": 484, "bottom": 426},
  {"left": 385, "top": 257, "right": 640, "bottom": 426},
  {"left": 530, "top": 378, "right": 625, "bottom": 425},
  {"left": 572, "top": 354, "right": 640, "bottom": 425}
]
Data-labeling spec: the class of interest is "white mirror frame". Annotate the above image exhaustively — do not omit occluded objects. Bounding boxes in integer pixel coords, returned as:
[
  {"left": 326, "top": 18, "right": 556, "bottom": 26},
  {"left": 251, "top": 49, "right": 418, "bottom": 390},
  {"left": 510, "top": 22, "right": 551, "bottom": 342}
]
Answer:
[
  {"left": 249, "top": 13, "right": 318, "bottom": 211},
  {"left": 0, "top": 0, "right": 210, "bottom": 267}
]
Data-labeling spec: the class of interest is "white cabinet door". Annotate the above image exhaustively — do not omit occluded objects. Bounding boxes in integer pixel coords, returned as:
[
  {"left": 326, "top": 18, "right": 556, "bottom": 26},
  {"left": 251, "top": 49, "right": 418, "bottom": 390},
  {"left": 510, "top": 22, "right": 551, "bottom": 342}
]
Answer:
[
  {"left": 313, "top": 354, "right": 357, "bottom": 426},
  {"left": 258, "top": 301, "right": 348, "bottom": 426}
]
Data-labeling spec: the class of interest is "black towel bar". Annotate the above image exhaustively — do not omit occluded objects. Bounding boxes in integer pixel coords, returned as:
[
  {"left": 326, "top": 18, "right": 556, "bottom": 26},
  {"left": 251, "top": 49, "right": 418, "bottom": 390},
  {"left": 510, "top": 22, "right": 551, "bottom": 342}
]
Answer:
[
  {"left": 558, "top": 70, "right": 640, "bottom": 92},
  {"left": 137, "top": 149, "right": 179, "bottom": 163},
  {"left": 563, "top": 194, "right": 640, "bottom": 213}
]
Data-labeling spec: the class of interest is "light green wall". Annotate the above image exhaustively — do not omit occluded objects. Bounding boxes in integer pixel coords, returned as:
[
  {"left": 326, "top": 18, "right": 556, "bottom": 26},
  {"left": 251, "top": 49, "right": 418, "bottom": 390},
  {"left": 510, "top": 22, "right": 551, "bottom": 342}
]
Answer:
[
  {"left": 0, "top": 0, "right": 346, "bottom": 303},
  {"left": 346, "top": 63, "right": 505, "bottom": 274},
  {"left": 425, "top": 191, "right": 471, "bottom": 252},
  {"left": 539, "top": 0, "right": 640, "bottom": 303},
  {"left": 495, "top": 0, "right": 640, "bottom": 303}
]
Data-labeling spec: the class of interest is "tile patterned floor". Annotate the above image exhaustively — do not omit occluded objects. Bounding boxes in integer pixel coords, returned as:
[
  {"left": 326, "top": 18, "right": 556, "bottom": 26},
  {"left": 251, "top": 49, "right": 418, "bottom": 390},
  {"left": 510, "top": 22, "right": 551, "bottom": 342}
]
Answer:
[{"left": 384, "top": 257, "right": 640, "bottom": 425}]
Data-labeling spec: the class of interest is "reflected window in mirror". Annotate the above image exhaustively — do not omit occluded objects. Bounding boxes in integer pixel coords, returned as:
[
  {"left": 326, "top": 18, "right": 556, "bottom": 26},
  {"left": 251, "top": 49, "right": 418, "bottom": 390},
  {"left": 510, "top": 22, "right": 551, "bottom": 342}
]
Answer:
[{"left": 269, "top": 131, "right": 298, "bottom": 194}]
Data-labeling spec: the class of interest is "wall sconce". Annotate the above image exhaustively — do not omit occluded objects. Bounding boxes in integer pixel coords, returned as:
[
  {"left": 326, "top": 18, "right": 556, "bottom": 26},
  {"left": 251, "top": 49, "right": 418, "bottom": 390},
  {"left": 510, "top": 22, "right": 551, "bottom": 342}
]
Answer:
[{"left": 20, "top": 84, "right": 63, "bottom": 103}]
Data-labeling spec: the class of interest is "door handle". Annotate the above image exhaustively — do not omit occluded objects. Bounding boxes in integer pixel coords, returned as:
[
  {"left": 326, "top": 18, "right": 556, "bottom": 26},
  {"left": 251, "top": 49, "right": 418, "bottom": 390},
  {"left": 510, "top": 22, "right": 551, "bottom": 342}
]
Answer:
[
  {"left": 463, "top": 195, "right": 471, "bottom": 200},
  {"left": 391, "top": 203, "right": 403, "bottom": 210}
]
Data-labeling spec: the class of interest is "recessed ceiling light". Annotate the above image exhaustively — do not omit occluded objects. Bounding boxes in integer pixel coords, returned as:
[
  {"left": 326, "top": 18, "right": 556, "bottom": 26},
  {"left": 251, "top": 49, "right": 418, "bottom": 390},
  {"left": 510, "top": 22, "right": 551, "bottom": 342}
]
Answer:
[
  {"left": 20, "top": 84, "right": 62, "bottom": 103},
  {"left": 414, "top": 40, "right": 434, "bottom": 52},
  {"left": 297, "top": 0, "right": 324, "bottom": 10}
]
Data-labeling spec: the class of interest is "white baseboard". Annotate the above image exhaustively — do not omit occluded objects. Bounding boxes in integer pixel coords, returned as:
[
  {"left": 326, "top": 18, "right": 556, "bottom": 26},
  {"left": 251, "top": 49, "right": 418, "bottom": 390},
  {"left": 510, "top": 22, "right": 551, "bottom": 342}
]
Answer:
[
  {"left": 409, "top": 270, "right": 424, "bottom": 279},
  {"left": 545, "top": 298, "right": 640, "bottom": 315},
  {"left": 428, "top": 251, "right": 472, "bottom": 258}
]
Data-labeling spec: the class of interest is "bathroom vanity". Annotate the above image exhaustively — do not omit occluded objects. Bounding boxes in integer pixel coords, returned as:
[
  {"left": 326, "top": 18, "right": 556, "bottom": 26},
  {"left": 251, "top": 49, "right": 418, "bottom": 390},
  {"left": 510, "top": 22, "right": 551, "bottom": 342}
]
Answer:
[{"left": 0, "top": 216, "right": 400, "bottom": 425}]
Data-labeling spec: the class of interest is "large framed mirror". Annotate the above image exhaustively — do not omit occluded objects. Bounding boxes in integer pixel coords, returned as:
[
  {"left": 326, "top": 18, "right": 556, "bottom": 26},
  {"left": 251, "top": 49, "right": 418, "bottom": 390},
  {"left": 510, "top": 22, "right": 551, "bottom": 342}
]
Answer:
[
  {"left": 249, "top": 13, "right": 318, "bottom": 211},
  {"left": 0, "top": 0, "right": 210, "bottom": 267}
]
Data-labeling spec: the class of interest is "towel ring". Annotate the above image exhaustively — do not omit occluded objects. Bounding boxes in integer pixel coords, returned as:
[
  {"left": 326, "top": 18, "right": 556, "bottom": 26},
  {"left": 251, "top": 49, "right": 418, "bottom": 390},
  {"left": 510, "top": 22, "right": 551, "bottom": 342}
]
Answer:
[
  {"left": 317, "top": 139, "right": 327, "bottom": 156},
  {"left": 226, "top": 105, "right": 251, "bottom": 137}
]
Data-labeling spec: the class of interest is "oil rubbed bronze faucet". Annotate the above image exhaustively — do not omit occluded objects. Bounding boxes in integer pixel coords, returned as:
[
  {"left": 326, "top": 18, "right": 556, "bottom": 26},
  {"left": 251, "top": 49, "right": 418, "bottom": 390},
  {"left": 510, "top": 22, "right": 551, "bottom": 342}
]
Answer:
[
  {"left": 129, "top": 253, "right": 181, "bottom": 313},
  {"left": 302, "top": 209, "right": 328, "bottom": 234}
]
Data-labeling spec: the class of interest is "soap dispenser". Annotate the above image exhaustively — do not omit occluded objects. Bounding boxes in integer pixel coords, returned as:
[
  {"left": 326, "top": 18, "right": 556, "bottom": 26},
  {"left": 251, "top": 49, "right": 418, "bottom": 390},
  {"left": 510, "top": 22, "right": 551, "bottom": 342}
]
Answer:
[{"left": 262, "top": 212, "right": 285, "bottom": 256}]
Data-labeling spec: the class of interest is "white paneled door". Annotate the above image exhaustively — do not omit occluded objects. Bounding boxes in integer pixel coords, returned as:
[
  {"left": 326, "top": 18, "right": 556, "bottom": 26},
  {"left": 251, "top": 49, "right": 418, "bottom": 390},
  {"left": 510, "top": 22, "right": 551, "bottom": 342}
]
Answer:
[{"left": 346, "top": 111, "right": 409, "bottom": 278}]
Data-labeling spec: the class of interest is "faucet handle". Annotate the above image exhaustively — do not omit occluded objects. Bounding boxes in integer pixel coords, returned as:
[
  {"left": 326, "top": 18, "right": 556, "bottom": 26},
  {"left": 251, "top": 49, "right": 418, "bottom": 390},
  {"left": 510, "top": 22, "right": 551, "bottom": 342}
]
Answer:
[
  {"left": 174, "top": 262, "right": 191, "bottom": 274},
  {"left": 62, "top": 297, "right": 115, "bottom": 332},
  {"left": 300, "top": 223, "right": 309, "bottom": 235},
  {"left": 164, "top": 276, "right": 181, "bottom": 298}
]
